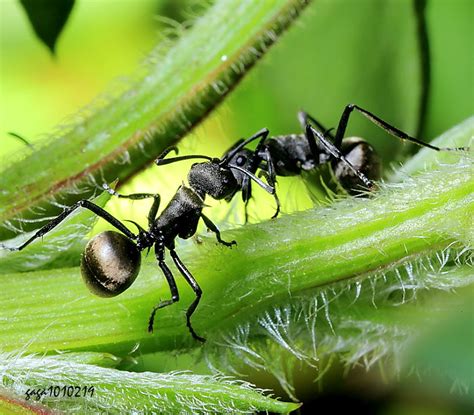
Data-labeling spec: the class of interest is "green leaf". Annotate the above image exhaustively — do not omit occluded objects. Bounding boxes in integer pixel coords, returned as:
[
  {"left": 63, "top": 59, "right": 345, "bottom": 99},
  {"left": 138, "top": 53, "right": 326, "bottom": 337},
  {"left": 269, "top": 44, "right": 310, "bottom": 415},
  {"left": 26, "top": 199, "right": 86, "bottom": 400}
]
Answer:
[
  {"left": 0, "top": 121, "right": 470, "bottom": 356},
  {"left": 0, "top": 0, "right": 311, "bottom": 241},
  {"left": 0, "top": 354, "right": 300, "bottom": 414},
  {"left": 19, "top": 0, "right": 75, "bottom": 55}
]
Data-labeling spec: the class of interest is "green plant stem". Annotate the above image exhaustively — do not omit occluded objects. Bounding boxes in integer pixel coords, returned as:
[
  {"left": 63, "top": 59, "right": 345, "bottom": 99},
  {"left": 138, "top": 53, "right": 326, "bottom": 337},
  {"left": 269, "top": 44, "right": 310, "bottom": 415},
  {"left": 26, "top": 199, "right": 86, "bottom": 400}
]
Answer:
[
  {"left": 0, "top": 150, "right": 471, "bottom": 355},
  {"left": 0, "top": 0, "right": 310, "bottom": 240}
]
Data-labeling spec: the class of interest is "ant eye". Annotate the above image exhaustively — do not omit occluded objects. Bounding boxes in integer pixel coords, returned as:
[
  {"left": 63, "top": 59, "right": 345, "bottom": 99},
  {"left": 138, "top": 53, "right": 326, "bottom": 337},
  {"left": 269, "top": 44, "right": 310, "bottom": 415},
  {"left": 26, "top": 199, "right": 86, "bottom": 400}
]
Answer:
[{"left": 236, "top": 155, "right": 246, "bottom": 166}]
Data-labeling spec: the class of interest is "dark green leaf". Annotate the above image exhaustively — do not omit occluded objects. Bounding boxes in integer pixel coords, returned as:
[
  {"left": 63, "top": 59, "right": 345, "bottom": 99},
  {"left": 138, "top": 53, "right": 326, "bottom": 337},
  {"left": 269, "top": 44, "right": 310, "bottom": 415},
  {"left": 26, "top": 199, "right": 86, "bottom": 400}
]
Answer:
[{"left": 19, "top": 0, "right": 75, "bottom": 54}]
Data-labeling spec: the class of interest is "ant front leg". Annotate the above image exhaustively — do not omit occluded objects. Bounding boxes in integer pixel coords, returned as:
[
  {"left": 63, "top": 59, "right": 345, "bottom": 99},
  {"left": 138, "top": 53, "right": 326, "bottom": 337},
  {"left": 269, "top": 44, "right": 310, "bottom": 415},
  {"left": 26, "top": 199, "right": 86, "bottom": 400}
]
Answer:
[
  {"left": 102, "top": 183, "right": 161, "bottom": 228},
  {"left": 102, "top": 183, "right": 159, "bottom": 201},
  {"left": 170, "top": 249, "right": 205, "bottom": 343},
  {"left": 2, "top": 200, "right": 136, "bottom": 252},
  {"left": 200, "top": 214, "right": 236, "bottom": 247},
  {"left": 243, "top": 198, "right": 251, "bottom": 224},
  {"left": 148, "top": 242, "right": 180, "bottom": 333}
]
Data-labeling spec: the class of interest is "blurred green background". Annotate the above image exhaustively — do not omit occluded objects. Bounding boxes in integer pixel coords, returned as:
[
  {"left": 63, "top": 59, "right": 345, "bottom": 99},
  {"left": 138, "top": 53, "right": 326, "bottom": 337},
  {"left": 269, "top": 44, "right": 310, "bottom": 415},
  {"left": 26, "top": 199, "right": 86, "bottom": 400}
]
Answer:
[{"left": 0, "top": 0, "right": 472, "bottom": 413}]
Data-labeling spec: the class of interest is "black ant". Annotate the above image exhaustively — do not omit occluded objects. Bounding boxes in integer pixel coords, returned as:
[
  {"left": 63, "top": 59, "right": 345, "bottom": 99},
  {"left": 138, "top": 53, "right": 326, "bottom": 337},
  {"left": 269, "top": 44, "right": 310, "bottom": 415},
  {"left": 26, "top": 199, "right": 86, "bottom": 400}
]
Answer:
[
  {"left": 220, "top": 104, "right": 466, "bottom": 218},
  {"left": 1, "top": 131, "right": 275, "bottom": 342},
  {"left": 157, "top": 128, "right": 281, "bottom": 221}
]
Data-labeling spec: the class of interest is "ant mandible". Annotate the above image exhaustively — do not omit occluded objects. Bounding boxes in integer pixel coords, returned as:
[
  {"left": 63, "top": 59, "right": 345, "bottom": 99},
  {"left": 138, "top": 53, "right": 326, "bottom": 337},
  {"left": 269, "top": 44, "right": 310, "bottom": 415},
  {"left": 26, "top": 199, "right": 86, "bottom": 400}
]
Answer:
[{"left": 2, "top": 129, "right": 275, "bottom": 342}]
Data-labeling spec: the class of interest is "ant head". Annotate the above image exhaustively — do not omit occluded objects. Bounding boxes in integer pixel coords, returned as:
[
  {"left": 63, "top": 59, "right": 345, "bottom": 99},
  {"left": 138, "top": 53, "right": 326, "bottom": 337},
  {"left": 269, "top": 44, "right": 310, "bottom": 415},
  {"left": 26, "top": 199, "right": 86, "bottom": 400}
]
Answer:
[
  {"left": 81, "top": 231, "right": 141, "bottom": 297},
  {"left": 334, "top": 137, "right": 381, "bottom": 194},
  {"left": 224, "top": 147, "right": 255, "bottom": 170},
  {"left": 188, "top": 161, "right": 238, "bottom": 200},
  {"left": 221, "top": 148, "right": 256, "bottom": 198}
]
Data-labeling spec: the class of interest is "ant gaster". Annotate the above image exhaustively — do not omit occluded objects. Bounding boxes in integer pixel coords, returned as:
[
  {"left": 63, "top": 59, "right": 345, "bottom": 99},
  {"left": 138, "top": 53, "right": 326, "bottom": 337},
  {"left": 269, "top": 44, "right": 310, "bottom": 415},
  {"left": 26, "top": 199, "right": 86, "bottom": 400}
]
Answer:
[
  {"left": 2, "top": 132, "right": 275, "bottom": 342},
  {"left": 223, "top": 104, "right": 465, "bottom": 218}
]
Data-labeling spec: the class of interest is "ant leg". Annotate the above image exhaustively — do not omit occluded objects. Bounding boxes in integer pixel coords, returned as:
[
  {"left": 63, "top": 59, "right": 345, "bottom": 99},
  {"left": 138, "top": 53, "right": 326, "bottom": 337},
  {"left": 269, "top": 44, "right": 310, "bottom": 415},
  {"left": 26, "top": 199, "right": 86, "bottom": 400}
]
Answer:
[
  {"left": 241, "top": 175, "right": 251, "bottom": 203},
  {"left": 333, "top": 104, "right": 463, "bottom": 151},
  {"left": 240, "top": 176, "right": 252, "bottom": 224},
  {"left": 200, "top": 214, "right": 236, "bottom": 247},
  {"left": 298, "top": 110, "right": 335, "bottom": 140},
  {"left": 306, "top": 125, "right": 374, "bottom": 189},
  {"left": 102, "top": 184, "right": 161, "bottom": 228},
  {"left": 147, "top": 196, "right": 161, "bottom": 228},
  {"left": 256, "top": 145, "right": 280, "bottom": 218},
  {"left": 243, "top": 199, "right": 250, "bottom": 224},
  {"left": 228, "top": 165, "right": 275, "bottom": 194},
  {"left": 170, "top": 249, "right": 205, "bottom": 343},
  {"left": 222, "top": 128, "right": 270, "bottom": 163},
  {"left": 259, "top": 170, "right": 281, "bottom": 218},
  {"left": 2, "top": 200, "right": 136, "bottom": 251},
  {"left": 148, "top": 243, "right": 180, "bottom": 333},
  {"left": 102, "top": 183, "right": 159, "bottom": 201}
]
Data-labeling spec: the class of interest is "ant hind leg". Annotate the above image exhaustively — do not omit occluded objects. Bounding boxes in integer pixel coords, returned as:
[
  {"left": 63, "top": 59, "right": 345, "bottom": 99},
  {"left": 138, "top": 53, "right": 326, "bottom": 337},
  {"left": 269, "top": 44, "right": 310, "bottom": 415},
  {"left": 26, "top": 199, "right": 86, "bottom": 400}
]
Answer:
[
  {"left": 170, "top": 249, "right": 205, "bottom": 343},
  {"left": 333, "top": 104, "right": 466, "bottom": 151},
  {"left": 2, "top": 199, "right": 136, "bottom": 252}
]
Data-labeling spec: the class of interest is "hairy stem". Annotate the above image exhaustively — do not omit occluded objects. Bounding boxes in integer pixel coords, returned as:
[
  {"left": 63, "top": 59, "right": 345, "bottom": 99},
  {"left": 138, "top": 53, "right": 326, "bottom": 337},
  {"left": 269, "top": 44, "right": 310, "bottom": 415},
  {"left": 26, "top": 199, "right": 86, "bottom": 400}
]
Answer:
[{"left": 0, "top": 136, "right": 470, "bottom": 355}]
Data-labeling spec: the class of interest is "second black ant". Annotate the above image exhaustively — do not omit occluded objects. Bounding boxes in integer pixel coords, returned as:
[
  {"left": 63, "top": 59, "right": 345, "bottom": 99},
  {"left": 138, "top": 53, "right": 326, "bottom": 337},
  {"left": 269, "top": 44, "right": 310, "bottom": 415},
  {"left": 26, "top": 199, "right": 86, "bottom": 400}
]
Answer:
[{"left": 215, "top": 104, "right": 465, "bottom": 219}]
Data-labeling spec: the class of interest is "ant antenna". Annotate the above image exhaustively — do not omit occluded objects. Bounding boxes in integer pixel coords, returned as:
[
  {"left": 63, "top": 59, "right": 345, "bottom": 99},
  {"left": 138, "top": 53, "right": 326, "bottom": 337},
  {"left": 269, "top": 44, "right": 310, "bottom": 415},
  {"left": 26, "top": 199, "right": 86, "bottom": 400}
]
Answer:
[
  {"left": 229, "top": 164, "right": 275, "bottom": 194},
  {"left": 157, "top": 146, "right": 178, "bottom": 159},
  {"left": 221, "top": 128, "right": 269, "bottom": 164},
  {"left": 155, "top": 154, "right": 214, "bottom": 166}
]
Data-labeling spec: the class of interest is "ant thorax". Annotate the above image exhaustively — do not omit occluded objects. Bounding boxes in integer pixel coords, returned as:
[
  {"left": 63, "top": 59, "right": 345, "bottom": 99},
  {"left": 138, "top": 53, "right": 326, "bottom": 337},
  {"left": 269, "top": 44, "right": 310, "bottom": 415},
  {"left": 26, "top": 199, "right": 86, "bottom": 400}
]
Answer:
[{"left": 152, "top": 186, "right": 203, "bottom": 244}]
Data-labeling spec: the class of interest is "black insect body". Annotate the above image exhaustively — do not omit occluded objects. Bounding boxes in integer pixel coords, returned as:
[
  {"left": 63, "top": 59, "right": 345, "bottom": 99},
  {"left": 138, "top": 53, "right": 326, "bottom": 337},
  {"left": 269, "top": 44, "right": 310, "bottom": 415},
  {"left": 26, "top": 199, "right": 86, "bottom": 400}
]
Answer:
[
  {"left": 157, "top": 128, "right": 279, "bottom": 220},
  {"left": 2, "top": 133, "right": 276, "bottom": 343},
  {"left": 257, "top": 127, "right": 378, "bottom": 195},
  {"left": 225, "top": 104, "right": 464, "bottom": 218}
]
